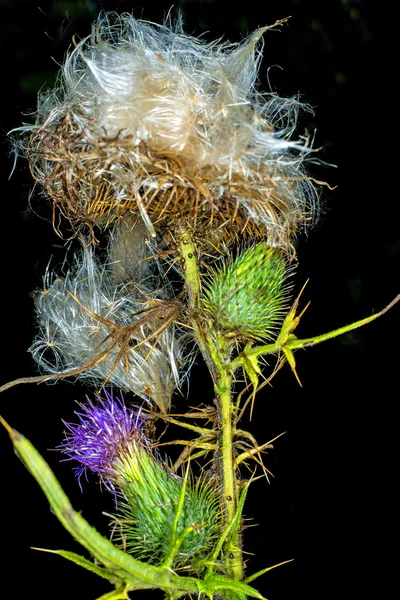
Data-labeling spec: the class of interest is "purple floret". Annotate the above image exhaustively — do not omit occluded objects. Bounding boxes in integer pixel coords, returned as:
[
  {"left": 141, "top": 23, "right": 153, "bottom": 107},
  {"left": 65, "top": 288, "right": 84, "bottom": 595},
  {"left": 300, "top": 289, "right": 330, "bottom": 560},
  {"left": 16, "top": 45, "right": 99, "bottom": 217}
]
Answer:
[{"left": 59, "top": 390, "right": 146, "bottom": 486}]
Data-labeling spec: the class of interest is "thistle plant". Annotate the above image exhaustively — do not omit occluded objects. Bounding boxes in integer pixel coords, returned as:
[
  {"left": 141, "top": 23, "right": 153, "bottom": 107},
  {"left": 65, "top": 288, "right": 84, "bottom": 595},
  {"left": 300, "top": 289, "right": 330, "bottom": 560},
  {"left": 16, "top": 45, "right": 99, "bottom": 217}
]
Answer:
[
  {"left": 59, "top": 391, "right": 220, "bottom": 570},
  {"left": 1, "top": 11, "right": 398, "bottom": 600}
]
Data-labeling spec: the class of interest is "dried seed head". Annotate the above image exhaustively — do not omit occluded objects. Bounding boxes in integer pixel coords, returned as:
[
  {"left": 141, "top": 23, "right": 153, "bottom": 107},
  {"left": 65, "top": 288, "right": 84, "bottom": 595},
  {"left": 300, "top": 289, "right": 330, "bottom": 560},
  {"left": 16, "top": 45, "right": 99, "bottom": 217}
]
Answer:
[
  {"left": 16, "top": 12, "right": 318, "bottom": 251},
  {"left": 30, "top": 247, "right": 188, "bottom": 412}
]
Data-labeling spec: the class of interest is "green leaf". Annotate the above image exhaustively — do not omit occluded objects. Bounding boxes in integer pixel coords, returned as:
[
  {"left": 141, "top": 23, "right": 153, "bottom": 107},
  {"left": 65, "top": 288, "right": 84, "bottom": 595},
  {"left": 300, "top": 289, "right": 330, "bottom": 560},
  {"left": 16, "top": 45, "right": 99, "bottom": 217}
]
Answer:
[
  {"left": 207, "top": 481, "right": 250, "bottom": 571},
  {"left": 244, "top": 559, "right": 294, "bottom": 585},
  {"left": 202, "top": 573, "right": 265, "bottom": 599},
  {"left": 229, "top": 481, "right": 250, "bottom": 544},
  {"left": 238, "top": 350, "right": 262, "bottom": 415},
  {"left": 95, "top": 586, "right": 130, "bottom": 600},
  {"left": 32, "top": 548, "right": 115, "bottom": 581},
  {"left": 287, "top": 293, "right": 400, "bottom": 349},
  {"left": 0, "top": 418, "right": 203, "bottom": 596}
]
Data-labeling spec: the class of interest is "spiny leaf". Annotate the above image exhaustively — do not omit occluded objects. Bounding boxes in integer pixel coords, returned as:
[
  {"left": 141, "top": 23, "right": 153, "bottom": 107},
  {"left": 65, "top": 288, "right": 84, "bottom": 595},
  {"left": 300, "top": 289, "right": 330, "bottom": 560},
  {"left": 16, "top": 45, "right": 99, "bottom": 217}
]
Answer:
[
  {"left": 202, "top": 573, "right": 265, "bottom": 599},
  {"left": 0, "top": 416, "right": 202, "bottom": 595},
  {"left": 287, "top": 293, "right": 400, "bottom": 349},
  {"left": 3, "top": 418, "right": 265, "bottom": 600},
  {"left": 238, "top": 347, "right": 262, "bottom": 417},
  {"left": 244, "top": 559, "right": 294, "bottom": 585},
  {"left": 231, "top": 293, "right": 400, "bottom": 386},
  {"left": 31, "top": 548, "right": 116, "bottom": 581},
  {"left": 207, "top": 481, "right": 251, "bottom": 570},
  {"left": 95, "top": 586, "right": 130, "bottom": 600}
]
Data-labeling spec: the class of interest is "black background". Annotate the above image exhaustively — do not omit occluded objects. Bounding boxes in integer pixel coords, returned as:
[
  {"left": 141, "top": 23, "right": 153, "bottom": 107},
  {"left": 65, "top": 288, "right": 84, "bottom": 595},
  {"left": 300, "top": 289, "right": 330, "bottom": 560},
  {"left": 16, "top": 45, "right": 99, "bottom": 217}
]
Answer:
[{"left": 0, "top": 1, "right": 399, "bottom": 599}]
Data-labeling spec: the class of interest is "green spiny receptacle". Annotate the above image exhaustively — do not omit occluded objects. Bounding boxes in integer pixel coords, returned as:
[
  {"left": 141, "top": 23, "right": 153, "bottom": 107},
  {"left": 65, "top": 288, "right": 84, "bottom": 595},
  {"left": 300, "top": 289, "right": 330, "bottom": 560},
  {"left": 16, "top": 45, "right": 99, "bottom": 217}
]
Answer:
[
  {"left": 116, "top": 446, "right": 221, "bottom": 571},
  {"left": 201, "top": 243, "right": 292, "bottom": 341}
]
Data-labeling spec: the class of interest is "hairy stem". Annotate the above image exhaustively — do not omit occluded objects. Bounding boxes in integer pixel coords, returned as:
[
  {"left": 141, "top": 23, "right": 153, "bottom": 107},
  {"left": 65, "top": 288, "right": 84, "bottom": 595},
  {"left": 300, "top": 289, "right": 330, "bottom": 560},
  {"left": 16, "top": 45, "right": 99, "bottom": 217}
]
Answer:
[
  {"left": 178, "top": 226, "right": 243, "bottom": 582},
  {"left": 211, "top": 338, "right": 244, "bottom": 582},
  {"left": 178, "top": 227, "right": 216, "bottom": 379}
]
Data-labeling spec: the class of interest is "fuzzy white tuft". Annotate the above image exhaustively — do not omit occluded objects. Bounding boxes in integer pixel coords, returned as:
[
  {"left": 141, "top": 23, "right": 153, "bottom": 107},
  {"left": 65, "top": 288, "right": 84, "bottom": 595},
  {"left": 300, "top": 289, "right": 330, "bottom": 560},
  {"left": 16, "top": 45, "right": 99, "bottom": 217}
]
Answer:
[
  {"left": 16, "top": 12, "right": 319, "bottom": 249},
  {"left": 30, "top": 248, "right": 189, "bottom": 412}
]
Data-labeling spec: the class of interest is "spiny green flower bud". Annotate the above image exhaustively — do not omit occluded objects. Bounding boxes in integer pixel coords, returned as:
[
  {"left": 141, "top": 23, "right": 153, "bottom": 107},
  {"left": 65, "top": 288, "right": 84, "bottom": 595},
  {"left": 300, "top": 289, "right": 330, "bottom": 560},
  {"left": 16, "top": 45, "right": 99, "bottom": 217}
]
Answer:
[
  {"left": 60, "top": 391, "right": 220, "bottom": 570},
  {"left": 119, "top": 457, "right": 220, "bottom": 570},
  {"left": 201, "top": 243, "right": 292, "bottom": 341}
]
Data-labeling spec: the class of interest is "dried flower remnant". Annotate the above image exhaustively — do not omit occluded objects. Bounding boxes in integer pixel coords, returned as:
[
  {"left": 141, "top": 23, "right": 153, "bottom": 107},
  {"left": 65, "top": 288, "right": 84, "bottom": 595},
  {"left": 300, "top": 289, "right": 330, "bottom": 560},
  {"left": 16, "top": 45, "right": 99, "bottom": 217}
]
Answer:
[
  {"left": 60, "top": 391, "right": 221, "bottom": 569},
  {"left": 30, "top": 248, "right": 187, "bottom": 412},
  {"left": 108, "top": 216, "right": 154, "bottom": 285},
  {"left": 16, "top": 12, "right": 318, "bottom": 251}
]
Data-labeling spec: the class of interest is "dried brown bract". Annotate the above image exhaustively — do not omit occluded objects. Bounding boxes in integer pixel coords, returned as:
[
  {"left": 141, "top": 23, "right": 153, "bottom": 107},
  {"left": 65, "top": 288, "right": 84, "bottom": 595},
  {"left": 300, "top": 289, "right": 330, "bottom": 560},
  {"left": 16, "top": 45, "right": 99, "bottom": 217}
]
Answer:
[{"left": 16, "top": 13, "right": 318, "bottom": 252}]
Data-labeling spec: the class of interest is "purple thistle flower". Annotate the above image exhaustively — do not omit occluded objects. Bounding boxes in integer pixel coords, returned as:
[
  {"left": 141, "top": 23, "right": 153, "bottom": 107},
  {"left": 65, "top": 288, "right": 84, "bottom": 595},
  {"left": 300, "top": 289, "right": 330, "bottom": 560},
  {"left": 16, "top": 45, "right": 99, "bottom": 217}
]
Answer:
[{"left": 59, "top": 390, "right": 146, "bottom": 487}]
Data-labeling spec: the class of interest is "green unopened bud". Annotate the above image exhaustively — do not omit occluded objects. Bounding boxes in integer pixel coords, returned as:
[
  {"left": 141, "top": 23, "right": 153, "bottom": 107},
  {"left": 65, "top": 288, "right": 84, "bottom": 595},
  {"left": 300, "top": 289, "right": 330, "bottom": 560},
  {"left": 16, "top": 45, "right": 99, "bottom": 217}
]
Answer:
[
  {"left": 118, "top": 448, "right": 220, "bottom": 570},
  {"left": 201, "top": 243, "right": 292, "bottom": 341}
]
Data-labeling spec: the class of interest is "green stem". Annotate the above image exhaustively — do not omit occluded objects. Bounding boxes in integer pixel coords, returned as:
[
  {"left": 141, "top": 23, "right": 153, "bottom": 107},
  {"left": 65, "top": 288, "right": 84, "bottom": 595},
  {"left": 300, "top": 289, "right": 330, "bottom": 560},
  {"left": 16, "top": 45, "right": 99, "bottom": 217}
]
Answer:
[
  {"left": 178, "top": 228, "right": 216, "bottom": 379},
  {"left": 178, "top": 226, "right": 243, "bottom": 582},
  {"left": 212, "top": 341, "right": 244, "bottom": 582},
  {"left": 178, "top": 230, "right": 200, "bottom": 309}
]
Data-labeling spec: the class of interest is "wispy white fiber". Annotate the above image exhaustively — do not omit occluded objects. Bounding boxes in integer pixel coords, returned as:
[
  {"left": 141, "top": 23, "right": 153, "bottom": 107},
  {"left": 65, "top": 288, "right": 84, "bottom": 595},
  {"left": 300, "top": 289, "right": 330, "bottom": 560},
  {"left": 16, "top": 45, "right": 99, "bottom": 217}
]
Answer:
[
  {"left": 16, "top": 12, "right": 319, "bottom": 249},
  {"left": 30, "top": 248, "right": 188, "bottom": 412}
]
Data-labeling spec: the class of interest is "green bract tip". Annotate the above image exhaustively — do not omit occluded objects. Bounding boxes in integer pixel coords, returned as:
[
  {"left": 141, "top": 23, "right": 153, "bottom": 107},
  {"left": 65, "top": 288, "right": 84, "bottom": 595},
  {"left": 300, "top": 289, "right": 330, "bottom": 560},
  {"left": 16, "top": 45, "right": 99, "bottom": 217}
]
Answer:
[{"left": 202, "top": 243, "right": 292, "bottom": 341}]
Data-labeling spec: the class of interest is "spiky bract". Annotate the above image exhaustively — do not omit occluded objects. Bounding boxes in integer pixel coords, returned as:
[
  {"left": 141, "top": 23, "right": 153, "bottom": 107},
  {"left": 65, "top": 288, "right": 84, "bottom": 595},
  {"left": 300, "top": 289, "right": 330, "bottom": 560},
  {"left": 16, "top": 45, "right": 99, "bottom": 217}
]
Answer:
[
  {"left": 61, "top": 391, "right": 220, "bottom": 570},
  {"left": 118, "top": 461, "right": 220, "bottom": 570},
  {"left": 15, "top": 12, "right": 317, "bottom": 251},
  {"left": 30, "top": 248, "right": 188, "bottom": 412},
  {"left": 201, "top": 242, "right": 292, "bottom": 341}
]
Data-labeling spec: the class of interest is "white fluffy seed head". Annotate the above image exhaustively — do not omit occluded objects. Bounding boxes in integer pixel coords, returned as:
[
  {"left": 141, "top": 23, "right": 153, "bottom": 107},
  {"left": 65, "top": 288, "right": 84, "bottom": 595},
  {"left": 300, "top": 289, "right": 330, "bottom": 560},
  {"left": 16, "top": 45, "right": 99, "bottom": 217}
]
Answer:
[
  {"left": 16, "top": 12, "right": 319, "bottom": 250},
  {"left": 30, "top": 247, "right": 189, "bottom": 412},
  {"left": 61, "top": 14, "right": 309, "bottom": 164}
]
